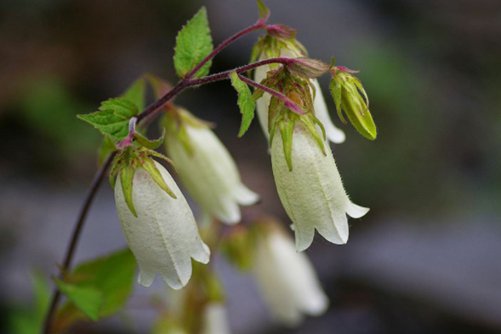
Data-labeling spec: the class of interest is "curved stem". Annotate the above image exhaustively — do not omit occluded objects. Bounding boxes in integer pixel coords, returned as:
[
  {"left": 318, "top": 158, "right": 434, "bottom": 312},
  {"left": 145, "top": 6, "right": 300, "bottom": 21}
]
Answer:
[
  {"left": 184, "top": 19, "right": 266, "bottom": 79},
  {"left": 43, "top": 19, "right": 268, "bottom": 333},
  {"left": 185, "top": 57, "right": 294, "bottom": 87},
  {"left": 43, "top": 153, "right": 115, "bottom": 334}
]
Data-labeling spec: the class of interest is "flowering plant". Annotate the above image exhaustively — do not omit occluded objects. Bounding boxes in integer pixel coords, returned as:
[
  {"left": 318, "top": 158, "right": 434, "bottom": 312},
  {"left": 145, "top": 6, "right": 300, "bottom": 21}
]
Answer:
[{"left": 40, "top": 1, "right": 377, "bottom": 333}]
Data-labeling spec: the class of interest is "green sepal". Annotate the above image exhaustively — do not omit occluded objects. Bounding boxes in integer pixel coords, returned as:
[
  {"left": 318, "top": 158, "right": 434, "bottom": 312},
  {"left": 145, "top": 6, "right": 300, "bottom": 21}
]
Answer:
[
  {"left": 77, "top": 98, "right": 138, "bottom": 143},
  {"left": 173, "top": 7, "right": 213, "bottom": 78},
  {"left": 329, "top": 77, "right": 345, "bottom": 123},
  {"left": 134, "top": 129, "right": 165, "bottom": 150},
  {"left": 343, "top": 91, "right": 377, "bottom": 140},
  {"left": 229, "top": 72, "right": 256, "bottom": 137},
  {"left": 142, "top": 158, "right": 177, "bottom": 199},
  {"left": 256, "top": 0, "right": 270, "bottom": 20},
  {"left": 300, "top": 116, "right": 326, "bottom": 156},
  {"left": 120, "top": 165, "right": 137, "bottom": 217},
  {"left": 279, "top": 120, "right": 295, "bottom": 171}
]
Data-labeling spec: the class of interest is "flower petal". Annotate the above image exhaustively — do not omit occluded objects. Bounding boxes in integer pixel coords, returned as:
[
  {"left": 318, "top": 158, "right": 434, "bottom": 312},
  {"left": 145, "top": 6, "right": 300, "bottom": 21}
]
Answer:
[
  {"left": 165, "top": 117, "right": 258, "bottom": 225},
  {"left": 271, "top": 124, "right": 363, "bottom": 251},
  {"left": 311, "top": 79, "right": 345, "bottom": 144},
  {"left": 114, "top": 162, "right": 210, "bottom": 289}
]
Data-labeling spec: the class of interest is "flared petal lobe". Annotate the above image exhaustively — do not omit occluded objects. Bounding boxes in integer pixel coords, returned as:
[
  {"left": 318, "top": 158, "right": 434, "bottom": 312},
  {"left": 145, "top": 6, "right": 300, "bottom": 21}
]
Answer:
[
  {"left": 114, "top": 162, "right": 210, "bottom": 289},
  {"left": 253, "top": 229, "right": 328, "bottom": 326},
  {"left": 270, "top": 124, "right": 368, "bottom": 251},
  {"left": 165, "top": 120, "right": 258, "bottom": 224}
]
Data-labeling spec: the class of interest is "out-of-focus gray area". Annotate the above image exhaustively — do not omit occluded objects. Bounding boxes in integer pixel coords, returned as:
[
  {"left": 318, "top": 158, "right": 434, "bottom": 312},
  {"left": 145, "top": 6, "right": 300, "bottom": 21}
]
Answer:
[{"left": 0, "top": 0, "right": 500, "bottom": 333}]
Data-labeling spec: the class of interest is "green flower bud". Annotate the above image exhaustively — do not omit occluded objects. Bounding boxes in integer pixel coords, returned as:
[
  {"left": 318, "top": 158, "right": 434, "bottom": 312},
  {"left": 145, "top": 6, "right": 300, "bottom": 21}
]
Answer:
[{"left": 330, "top": 67, "right": 377, "bottom": 140}]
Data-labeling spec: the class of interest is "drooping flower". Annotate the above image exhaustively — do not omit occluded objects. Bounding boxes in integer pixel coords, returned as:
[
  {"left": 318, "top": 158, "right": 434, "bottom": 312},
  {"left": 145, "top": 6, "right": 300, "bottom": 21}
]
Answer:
[
  {"left": 113, "top": 148, "right": 210, "bottom": 289},
  {"left": 253, "top": 31, "right": 345, "bottom": 144},
  {"left": 164, "top": 108, "right": 259, "bottom": 224},
  {"left": 252, "top": 221, "right": 328, "bottom": 325},
  {"left": 270, "top": 122, "right": 369, "bottom": 251}
]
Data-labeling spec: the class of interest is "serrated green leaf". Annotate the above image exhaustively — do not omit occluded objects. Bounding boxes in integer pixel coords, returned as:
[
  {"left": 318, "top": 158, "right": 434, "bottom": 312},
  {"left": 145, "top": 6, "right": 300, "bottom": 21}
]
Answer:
[
  {"left": 55, "top": 279, "right": 102, "bottom": 321},
  {"left": 77, "top": 98, "right": 138, "bottom": 143},
  {"left": 57, "top": 249, "right": 136, "bottom": 321},
  {"left": 173, "top": 7, "right": 213, "bottom": 78},
  {"left": 122, "top": 78, "right": 146, "bottom": 110},
  {"left": 230, "top": 72, "right": 256, "bottom": 137}
]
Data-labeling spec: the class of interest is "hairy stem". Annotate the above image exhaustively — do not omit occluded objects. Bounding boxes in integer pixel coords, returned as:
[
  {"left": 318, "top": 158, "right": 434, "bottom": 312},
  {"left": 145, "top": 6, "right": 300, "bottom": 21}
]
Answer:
[
  {"left": 43, "top": 19, "right": 268, "bottom": 334},
  {"left": 184, "top": 19, "right": 266, "bottom": 79},
  {"left": 137, "top": 19, "right": 267, "bottom": 123},
  {"left": 186, "top": 57, "right": 294, "bottom": 86}
]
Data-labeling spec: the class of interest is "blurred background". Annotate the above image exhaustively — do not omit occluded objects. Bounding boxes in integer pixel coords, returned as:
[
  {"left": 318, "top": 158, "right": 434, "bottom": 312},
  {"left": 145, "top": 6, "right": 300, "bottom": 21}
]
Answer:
[{"left": 1, "top": 0, "right": 500, "bottom": 333}]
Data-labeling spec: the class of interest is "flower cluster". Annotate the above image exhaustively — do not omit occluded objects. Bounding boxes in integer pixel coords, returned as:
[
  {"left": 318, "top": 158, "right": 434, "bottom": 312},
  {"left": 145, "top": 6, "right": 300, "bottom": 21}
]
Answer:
[
  {"left": 252, "top": 28, "right": 372, "bottom": 251},
  {"left": 80, "top": 3, "right": 379, "bottom": 331}
]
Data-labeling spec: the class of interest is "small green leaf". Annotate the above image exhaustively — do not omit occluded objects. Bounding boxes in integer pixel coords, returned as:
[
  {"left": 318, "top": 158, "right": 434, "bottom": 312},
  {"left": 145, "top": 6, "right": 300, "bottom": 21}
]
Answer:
[
  {"left": 230, "top": 72, "right": 256, "bottom": 137},
  {"left": 57, "top": 249, "right": 136, "bottom": 321},
  {"left": 55, "top": 280, "right": 102, "bottom": 321},
  {"left": 173, "top": 7, "right": 213, "bottom": 78},
  {"left": 256, "top": 0, "right": 270, "bottom": 19},
  {"left": 122, "top": 78, "right": 146, "bottom": 111},
  {"left": 77, "top": 98, "right": 138, "bottom": 143}
]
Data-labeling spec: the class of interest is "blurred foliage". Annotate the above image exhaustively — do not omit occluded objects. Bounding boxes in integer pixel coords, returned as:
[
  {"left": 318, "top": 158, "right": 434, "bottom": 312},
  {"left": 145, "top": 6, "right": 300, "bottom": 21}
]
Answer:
[
  {"left": 53, "top": 249, "right": 136, "bottom": 331},
  {"left": 7, "top": 273, "right": 50, "bottom": 334},
  {"left": 20, "top": 78, "right": 99, "bottom": 155}
]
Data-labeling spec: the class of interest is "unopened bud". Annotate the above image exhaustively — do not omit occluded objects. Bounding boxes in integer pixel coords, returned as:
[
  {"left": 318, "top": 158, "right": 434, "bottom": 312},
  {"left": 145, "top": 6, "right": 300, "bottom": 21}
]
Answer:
[{"left": 330, "top": 67, "right": 377, "bottom": 140}]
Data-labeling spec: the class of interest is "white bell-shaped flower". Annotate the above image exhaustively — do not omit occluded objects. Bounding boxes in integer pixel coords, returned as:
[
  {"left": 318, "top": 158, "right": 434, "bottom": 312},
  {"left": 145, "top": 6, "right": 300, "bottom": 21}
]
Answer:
[
  {"left": 254, "top": 50, "right": 345, "bottom": 144},
  {"left": 165, "top": 110, "right": 259, "bottom": 224},
  {"left": 200, "top": 303, "right": 231, "bottom": 334},
  {"left": 114, "top": 161, "right": 210, "bottom": 289},
  {"left": 271, "top": 124, "right": 369, "bottom": 251},
  {"left": 252, "top": 227, "right": 328, "bottom": 326}
]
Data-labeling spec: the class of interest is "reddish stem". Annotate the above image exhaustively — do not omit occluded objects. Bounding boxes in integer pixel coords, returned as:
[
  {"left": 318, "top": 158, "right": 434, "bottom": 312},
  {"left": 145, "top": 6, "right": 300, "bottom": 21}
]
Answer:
[{"left": 42, "top": 18, "right": 269, "bottom": 334}]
